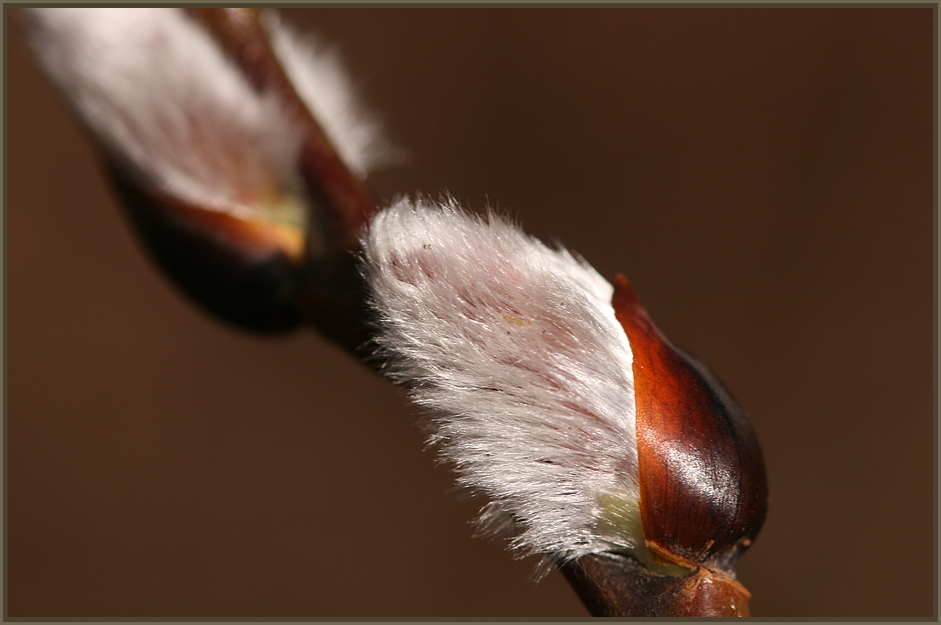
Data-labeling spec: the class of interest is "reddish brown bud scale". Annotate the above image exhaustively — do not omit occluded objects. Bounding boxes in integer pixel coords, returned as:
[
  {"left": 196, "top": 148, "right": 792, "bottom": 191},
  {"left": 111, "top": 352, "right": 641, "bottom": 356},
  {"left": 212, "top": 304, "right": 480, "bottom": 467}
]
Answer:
[{"left": 609, "top": 274, "right": 767, "bottom": 611}]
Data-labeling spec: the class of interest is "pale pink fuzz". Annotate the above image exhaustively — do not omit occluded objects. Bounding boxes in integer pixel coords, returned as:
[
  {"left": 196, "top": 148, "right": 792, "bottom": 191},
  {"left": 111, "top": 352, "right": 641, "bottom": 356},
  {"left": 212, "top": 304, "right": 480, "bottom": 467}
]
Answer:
[{"left": 363, "top": 198, "right": 642, "bottom": 561}]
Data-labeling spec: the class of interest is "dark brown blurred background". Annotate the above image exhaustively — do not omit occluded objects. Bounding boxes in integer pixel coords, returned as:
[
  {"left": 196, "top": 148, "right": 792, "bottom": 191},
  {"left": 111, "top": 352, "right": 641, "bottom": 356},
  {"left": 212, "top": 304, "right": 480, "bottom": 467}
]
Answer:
[{"left": 6, "top": 7, "right": 934, "bottom": 618}]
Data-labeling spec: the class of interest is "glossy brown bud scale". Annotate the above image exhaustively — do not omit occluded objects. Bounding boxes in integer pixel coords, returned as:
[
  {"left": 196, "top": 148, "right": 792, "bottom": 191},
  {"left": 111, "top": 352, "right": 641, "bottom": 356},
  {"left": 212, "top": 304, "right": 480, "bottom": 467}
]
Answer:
[{"left": 611, "top": 274, "right": 768, "bottom": 571}]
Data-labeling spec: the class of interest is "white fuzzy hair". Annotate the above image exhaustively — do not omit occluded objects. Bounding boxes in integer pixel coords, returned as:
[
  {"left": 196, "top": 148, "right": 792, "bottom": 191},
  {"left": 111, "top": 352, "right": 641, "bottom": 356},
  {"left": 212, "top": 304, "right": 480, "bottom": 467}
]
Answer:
[
  {"left": 363, "top": 199, "right": 643, "bottom": 561},
  {"left": 24, "top": 8, "right": 384, "bottom": 222},
  {"left": 263, "top": 12, "right": 388, "bottom": 178}
]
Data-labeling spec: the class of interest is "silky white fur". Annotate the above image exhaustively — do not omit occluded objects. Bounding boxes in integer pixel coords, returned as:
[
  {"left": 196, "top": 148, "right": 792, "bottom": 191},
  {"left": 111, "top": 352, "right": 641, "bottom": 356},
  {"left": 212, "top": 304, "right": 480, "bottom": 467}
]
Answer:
[
  {"left": 363, "top": 199, "right": 643, "bottom": 561},
  {"left": 24, "top": 8, "right": 384, "bottom": 221},
  {"left": 264, "top": 13, "right": 388, "bottom": 178}
]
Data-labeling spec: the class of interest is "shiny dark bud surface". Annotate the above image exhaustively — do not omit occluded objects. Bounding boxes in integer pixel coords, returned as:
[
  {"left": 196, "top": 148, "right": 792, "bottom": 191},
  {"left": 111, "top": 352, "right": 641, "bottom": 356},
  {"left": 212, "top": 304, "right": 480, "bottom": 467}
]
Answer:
[
  {"left": 580, "top": 274, "right": 769, "bottom": 617},
  {"left": 108, "top": 164, "right": 305, "bottom": 334},
  {"left": 612, "top": 274, "right": 768, "bottom": 570}
]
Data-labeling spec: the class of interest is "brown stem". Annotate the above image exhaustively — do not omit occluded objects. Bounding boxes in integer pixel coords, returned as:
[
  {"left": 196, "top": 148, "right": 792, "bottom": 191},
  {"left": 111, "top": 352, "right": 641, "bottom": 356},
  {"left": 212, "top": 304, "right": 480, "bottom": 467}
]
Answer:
[{"left": 559, "top": 553, "right": 750, "bottom": 617}]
